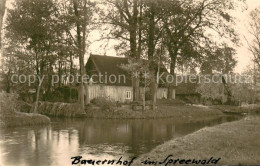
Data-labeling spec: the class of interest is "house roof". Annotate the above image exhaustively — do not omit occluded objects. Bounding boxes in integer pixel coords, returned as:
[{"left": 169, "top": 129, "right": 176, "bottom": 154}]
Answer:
[
  {"left": 86, "top": 54, "right": 132, "bottom": 86},
  {"left": 89, "top": 54, "right": 129, "bottom": 75},
  {"left": 175, "top": 82, "right": 198, "bottom": 95},
  {"left": 85, "top": 54, "right": 169, "bottom": 87}
]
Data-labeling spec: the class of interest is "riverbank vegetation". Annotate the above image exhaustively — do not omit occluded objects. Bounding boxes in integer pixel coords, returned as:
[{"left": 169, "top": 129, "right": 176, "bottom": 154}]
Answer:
[
  {"left": 84, "top": 105, "right": 224, "bottom": 119},
  {"left": 213, "top": 105, "right": 260, "bottom": 114},
  {"left": 0, "top": 0, "right": 259, "bottom": 120},
  {"left": 136, "top": 116, "right": 260, "bottom": 165},
  {"left": 0, "top": 0, "right": 250, "bottom": 113},
  {"left": 37, "top": 101, "right": 86, "bottom": 118},
  {"left": 0, "top": 92, "right": 50, "bottom": 127},
  {"left": 34, "top": 98, "right": 260, "bottom": 119},
  {"left": 33, "top": 98, "right": 223, "bottom": 118}
]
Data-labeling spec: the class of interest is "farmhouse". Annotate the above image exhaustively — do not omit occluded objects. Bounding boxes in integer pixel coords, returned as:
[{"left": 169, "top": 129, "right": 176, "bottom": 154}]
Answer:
[{"left": 85, "top": 54, "right": 168, "bottom": 103}]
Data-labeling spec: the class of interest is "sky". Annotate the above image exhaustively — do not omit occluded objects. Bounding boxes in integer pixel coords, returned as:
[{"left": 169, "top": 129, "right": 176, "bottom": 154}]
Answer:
[
  {"left": 86, "top": 0, "right": 260, "bottom": 73},
  {"left": 233, "top": 0, "right": 260, "bottom": 73},
  {"left": 3, "top": 0, "right": 260, "bottom": 73}
]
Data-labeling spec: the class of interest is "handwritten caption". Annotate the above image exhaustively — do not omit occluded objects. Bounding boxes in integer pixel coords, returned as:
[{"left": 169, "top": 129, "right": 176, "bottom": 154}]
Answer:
[{"left": 71, "top": 155, "right": 221, "bottom": 165}]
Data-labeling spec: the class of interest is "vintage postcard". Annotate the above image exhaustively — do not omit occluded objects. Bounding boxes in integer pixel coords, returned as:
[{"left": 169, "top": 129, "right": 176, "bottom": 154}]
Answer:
[{"left": 0, "top": 0, "right": 260, "bottom": 165}]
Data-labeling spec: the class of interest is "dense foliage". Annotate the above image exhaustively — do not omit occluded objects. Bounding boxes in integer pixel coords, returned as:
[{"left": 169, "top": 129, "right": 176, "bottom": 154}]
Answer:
[{"left": 0, "top": 0, "right": 250, "bottom": 108}]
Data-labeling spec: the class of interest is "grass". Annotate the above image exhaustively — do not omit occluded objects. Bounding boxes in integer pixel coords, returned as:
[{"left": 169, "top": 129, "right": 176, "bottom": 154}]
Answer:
[
  {"left": 135, "top": 116, "right": 260, "bottom": 165},
  {"left": 84, "top": 105, "right": 223, "bottom": 119},
  {"left": 212, "top": 105, "right": 260, "bottom": 114},
  {"left": 0, "top": 92, "right": 50, "bottom": 127},
  {"left": 34, "top": 98, "right": 223, "bottom": 119},
  {"left": 0, "top": 112, "right": 50, "bottom": 127},
  {"left": 37, "top": 101, "right": 86, "bottom": 117}
]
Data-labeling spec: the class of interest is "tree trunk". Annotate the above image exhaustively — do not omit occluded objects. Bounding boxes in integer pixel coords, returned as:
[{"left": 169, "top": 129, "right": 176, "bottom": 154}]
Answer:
[
  {"left": 132, "top": 76, "right": 140, "bottom": 101},
  {"left": 73, "top": 0, "right": 85, "bottom": 111},
  {"left": 69, "top": 51, "right": 73, "bottom": 102},
  {"left": 130, "top": 0, "right": 140, "bottom": 101},
  {"left": 33, "top": 76, "right": 43, "bottom": 113},
  {"left": 47, "top": 62, "right": 53, "bottom": 95},
  {"left": 135, "top": 0, "right": 143, "bottom": 102},
  {"left": 150, "top": 77, "right": 157, "bottom": 110},
  {"left": 167, "top": 45, "right": 178, "bottom": 100},
  {"left": 78, "top": 84, "right": 84, "bottom": 109},
  {"left": 85, "top": 84, "right": 90, "bottom": 105},
  {"left": 147, "top": 3, "right": 157, "bottom": 110},
  {"left": 83, "top": 0, "right": 90, "bottom": 105},
  {"left": 0, "top": 0, "right": 6, "bottom": 49}
]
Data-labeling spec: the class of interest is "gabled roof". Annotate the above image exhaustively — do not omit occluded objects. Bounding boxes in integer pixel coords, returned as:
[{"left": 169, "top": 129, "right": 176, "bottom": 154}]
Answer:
[
  {"left": 175, "top": 82, "right": 199, "bottom": 95},
  {"left": 86, "top": 54, "right": 132, "bottom": 86},
  {"left": 85, "top": 54, "right": 169, "bottom": 87},
  {"left": 89, "top": 54, "right": 129, "bottom": 75}
]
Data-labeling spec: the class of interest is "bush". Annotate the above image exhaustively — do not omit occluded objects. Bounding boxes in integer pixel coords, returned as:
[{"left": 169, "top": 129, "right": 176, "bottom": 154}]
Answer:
[
  {"left": 43, "top": 87, "right": 78, "bottom": 103},
  {"left": 91, "top": 97, "right": 116, "bottom": 111},
  {"left": 0, "top": 92, "right": 19, "bottom": 116},
  {"left": 145, "top": 91, "right": 151, "bottom": 100},
  {"left": 0, "top": 92, "right": 50, "bottom": 127},
  {"left": 37, "top": 102, "right": 85, "bottom": 117}
]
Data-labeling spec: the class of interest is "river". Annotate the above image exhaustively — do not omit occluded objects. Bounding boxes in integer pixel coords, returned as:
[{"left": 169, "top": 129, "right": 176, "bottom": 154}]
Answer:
[{"left": 0, "top": 115, "right": 242, "bottom": 166}]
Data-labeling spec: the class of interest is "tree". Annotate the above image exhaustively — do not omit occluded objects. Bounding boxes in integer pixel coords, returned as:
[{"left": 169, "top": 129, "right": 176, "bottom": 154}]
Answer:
[
  {"left": 0, "top": 0, "right": 6, "bottom": 49},
  {"left": 144, "top": 0, "right": 163, "bottom": 109},
  {"left": 196, "top": 75, "right": 225, "bottom": 103},
  {"left": 101, "top": 0, "right": 143, "bottom": 101},
  {"left": 247, "top": 7, "right": 260, "bottom": 69},
  {"left": 5, "top": 0, "right": 58, "bottom": 112},
  {"left": 4, "top": 0, "right": 95, "bottom": 112},
  {"left": 1, "top": 38, "right": 36, "bottom": 93},
  {"left": 161, "top": 0, "right": 242, "bottom": 99},
  {"left": 71, "top": 0, "right": 95, "bottom": 110},
  {"left": 103, "top": 0, "right": 167, "bottom": 106},
  {"left": 200, "top": 44, "right": 237, "bottom": 75},
  {"left": 229, "top": 71, "right": 255, "bottom": 106}
]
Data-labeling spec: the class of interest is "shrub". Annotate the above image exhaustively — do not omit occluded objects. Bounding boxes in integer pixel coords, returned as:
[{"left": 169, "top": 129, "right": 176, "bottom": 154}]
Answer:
[
  {"left": 91, "top": 97, "right": 116, "bottom": 111},
  {"left": 145, "top": 91, "right": 151, "bottom": 100},
  {"left": 37, "top": 102, "right": 84, "bottom": 117},
  {"left": 0, "top": 92, "right": 50, "bottom": 127},
  {"left": 43, "top": 87, "right": 78, "bottom": 103},
  {"left": 0, "top": 92, "right": 19, "bottom": 116}
]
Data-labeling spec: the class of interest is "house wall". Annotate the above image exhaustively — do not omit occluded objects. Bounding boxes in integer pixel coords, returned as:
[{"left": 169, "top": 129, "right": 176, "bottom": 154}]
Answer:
[
  {"left": 88, "top": 85, "right": 133, "bottom": 102},
  {"left": 87, "top": 85, "right": 168, "bottom": 102},
  {"left": 156, "top": 88, "right": 168, "bottom": 99}
]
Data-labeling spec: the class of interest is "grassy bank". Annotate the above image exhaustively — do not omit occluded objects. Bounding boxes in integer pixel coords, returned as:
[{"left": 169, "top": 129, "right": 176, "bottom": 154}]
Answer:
[
  {"left": 33, "top": 99, "right": 223, "bottom": 119},
  {"left": 0, "top": 112, "right": 50, "bottom": 127},
  {"left": 212, "top": 105, "right": 260, "bottom": 114},
  {"left": 0, "top": 92, "right": 50, "bottom": 127},
  {"left": 85, "top": 105, "right": 223, "bottom": 119},
  {"left": 37, "top": 101, "right": 86, "bottom": 117},
  {"left": 33, "top": 99, "right": 259, "bottom": 119},
  {"left": 136, "top": 116, "right": 260, "bottom": 165}
]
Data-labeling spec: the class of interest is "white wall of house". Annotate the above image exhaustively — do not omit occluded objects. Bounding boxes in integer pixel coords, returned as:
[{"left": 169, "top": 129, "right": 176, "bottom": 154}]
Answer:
[
  {"left": 88, "top": 85, "right": 133, "bottom": 102},
  {"left": 156, "top": 88, "right": 168, "bottom": 99},
  {"left": 87, "top": 85, "right": 169, "bottom": 102}
]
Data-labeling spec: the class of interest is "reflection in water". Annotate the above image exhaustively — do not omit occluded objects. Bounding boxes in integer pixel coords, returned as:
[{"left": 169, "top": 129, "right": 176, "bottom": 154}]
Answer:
[{"left": 0, "top": 116, "right": 241, "bottom": 166}]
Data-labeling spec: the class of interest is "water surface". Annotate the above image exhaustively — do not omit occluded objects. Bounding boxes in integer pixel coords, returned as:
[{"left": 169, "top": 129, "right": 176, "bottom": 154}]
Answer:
[{"left": 0, "top": 115, "right": 241, "bottom": 166}]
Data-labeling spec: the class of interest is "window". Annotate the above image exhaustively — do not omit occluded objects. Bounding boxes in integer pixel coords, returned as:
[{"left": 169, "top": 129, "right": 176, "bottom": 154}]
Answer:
[
  {"left": 162, "top": 90, "right": 167, "bottom": 99},
  {"left": 126, "top": 91, "right": 131, "bottom": 99}
]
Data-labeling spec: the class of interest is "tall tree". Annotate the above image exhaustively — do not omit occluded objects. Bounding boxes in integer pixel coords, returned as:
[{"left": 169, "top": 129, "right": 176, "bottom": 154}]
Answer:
[
  {"left": 103, "top": 0, "right": 143, "bottom": 101},
  {"left": 0, "top": 0, "right": 6, "bottom": 49},
  {"left": 70, "top": 0, "right": 95, "bottom": 110},
  {"left": 161, "top": 0, "right": 242, "bottom": 99},
  {"left": 5, "top": 0, "right": 58, "bottom": 112},
  {"left": 200, "top": 44, "right": 237, "bottom": 74},
  {"left": 145, "top": 0, "right": 159, "bottom": 109},
  {"left": 247, "top": 7, "right": 260, "bottom": 69}
]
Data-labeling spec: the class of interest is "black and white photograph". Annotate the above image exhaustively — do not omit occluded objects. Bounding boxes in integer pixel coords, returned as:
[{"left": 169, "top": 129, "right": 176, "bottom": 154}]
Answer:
[{"left": 0, "top": 0, "right": 260, "bottom": 165}]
